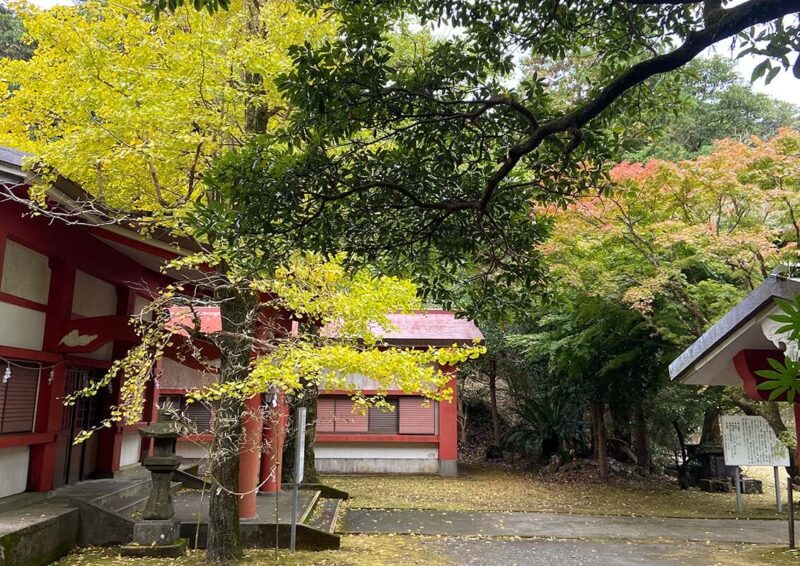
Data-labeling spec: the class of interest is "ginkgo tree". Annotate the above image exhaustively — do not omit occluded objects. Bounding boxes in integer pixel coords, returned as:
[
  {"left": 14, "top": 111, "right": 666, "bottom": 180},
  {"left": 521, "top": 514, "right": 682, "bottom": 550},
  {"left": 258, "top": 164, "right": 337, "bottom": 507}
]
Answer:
[
  {"left": 0, "top": 0, "right": 331, "bottom": 213},
  {"left": 74, "top": 249, "right": 482, "bottom": 558},
  {"left": 0, "top": 0, "right": 337, "bottom": 561}
]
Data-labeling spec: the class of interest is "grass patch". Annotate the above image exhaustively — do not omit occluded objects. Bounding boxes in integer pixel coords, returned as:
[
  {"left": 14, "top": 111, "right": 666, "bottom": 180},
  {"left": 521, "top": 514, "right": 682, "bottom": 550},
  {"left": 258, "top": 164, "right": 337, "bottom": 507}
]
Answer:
[
  {"left": 55, "top": 535, "right": 449, "bottom": 566},
  {"left": 323, "top": 463, "right": 789, "bottom": 520}
]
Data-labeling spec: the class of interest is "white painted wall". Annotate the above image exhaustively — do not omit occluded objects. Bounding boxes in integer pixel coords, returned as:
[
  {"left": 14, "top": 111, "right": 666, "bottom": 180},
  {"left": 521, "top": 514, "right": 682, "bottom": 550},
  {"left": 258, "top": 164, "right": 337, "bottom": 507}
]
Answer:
[
  {"left": 160, "top": 357, "right": 216, "bottom": 390},
  {"left": 315, "top": 442, "right": 438, "bottom": 460},
  {"left": 176, "top": 441, "right": 210, "bottom": 461},
  {"left": 119, "top": 431, "right": 141, "bottom": 467},
  {"left": 0, "top": 241, "right": 51, "bottom": 304},
  {"left": 133, "top": 295, "right": 152, "bottom": 322},
  {"left": 0, "top": 301, "right": 46, "bottom": 350},
  {"left": 72, "top": 271, "right": 117, "bottom": 318},
  {"left": 0, "top": 446, "right": 29, "bottom": 498}
]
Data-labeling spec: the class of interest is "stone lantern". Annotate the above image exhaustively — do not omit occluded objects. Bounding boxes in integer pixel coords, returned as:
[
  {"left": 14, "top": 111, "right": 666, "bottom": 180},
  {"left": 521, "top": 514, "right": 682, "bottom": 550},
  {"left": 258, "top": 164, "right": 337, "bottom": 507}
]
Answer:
[{"left": 121, "top": 421, "right": 186, "bottom": 557}]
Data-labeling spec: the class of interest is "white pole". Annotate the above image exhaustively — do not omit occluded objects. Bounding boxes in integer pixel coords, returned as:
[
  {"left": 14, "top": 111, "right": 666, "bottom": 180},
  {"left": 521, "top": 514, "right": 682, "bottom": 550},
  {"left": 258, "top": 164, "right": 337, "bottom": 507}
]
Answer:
[
  {"left": 290, "top": 406, "right": 307, "bottom": 553},
  {"left": 775, "top": 466, "right": 783, "bottom": 513}
]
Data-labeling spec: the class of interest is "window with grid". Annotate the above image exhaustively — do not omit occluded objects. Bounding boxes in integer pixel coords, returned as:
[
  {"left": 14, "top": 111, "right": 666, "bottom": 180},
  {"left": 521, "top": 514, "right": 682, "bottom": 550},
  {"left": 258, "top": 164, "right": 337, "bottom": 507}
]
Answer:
[
  {"left": 0, "top": 360, "right": 40, "bottom": 434},
  {"left": 318, "top": 396, "right": 434, "bottom": 435},
  {"left": 63, "top": 368, "right": 104, "bottom": 431},
  {"left": 157, "top": 394, "right": 213, "bottom": 433}
]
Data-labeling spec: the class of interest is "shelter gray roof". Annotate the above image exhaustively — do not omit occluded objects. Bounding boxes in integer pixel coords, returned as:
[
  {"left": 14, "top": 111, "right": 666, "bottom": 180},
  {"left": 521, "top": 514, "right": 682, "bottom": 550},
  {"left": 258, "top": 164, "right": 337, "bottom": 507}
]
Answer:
[{"left": 669, "top": 275, "right": 800, "bottom": 386}]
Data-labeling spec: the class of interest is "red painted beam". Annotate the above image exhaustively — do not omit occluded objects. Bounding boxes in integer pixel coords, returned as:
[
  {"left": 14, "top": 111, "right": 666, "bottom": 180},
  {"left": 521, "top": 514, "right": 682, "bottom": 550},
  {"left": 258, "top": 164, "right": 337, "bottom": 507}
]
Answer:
[
  {"left": 0, "top": 346, "right": 62, "bottom": 363},
  {"left": 0, "top": 292, "right": 47, "bottom": 312},
  {"left": 0, "top": 432, "right": 56, "bottom": 449},
  {"left": 55, "top": 314, "right": 137, "bottom": 353}
]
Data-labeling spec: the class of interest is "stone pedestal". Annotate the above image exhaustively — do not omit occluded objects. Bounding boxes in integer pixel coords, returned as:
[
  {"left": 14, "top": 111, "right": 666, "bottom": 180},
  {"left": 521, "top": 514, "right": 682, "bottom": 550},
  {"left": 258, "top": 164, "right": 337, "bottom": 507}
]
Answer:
[{"left": 121, "top": 422, "right": 186, "bottom": 557}]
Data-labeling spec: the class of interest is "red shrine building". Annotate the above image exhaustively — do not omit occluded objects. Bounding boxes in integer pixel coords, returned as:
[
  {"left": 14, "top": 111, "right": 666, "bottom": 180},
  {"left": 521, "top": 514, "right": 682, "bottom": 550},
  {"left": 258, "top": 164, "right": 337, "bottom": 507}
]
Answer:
[{"left": 0, "top": 146, "right": 482, "bottom": 504}]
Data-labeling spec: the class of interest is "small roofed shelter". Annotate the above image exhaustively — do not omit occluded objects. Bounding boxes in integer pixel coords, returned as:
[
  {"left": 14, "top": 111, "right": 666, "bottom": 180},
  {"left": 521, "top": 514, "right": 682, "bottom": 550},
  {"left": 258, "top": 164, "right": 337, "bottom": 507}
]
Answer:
[
  {"left": 316, "top": 310, "right": 483, "bottom": 477},
  {"left": 669, "top": 274, "right": 800, "bottom": 463}
]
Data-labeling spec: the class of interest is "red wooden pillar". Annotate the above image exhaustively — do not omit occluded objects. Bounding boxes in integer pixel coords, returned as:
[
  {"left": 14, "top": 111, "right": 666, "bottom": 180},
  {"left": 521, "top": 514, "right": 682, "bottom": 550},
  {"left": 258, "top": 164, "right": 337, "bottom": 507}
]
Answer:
[
  {"left": 238, "top": 394, "right": 262, "bottom": 519},
  {"left": 27, "top": 364, "right": 66, "bottom": 492},
  {"left": 28, "top": 259, "right": 75, "bottom": 492},
  {"left": 96, "top": 287, "right": 136, "bottom": 476},
  {"left": 438, "top": 366, "right": 459, "bottom": 476},
  {"left": 795, "top": 404, "right": 800, "bottom": 472},
  {"left": 260, "top": 393, "right": 288, "bottom": 493},
  {"left": 141, "top": 359, "right": 162, "bottom": 458}
]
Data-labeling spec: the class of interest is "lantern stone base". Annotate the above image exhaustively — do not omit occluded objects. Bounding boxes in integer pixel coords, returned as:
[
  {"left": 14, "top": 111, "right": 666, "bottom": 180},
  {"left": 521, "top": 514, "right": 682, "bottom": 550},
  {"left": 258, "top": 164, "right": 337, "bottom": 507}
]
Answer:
[
  {"left": 133, "top": 518, "right": 181, "bottom": 545},
  {"left": 120, "top": 537, "right": 188, "bottom": 558},
  {"left": 120, "top": 518, "right": 186, "bottom": 557}
]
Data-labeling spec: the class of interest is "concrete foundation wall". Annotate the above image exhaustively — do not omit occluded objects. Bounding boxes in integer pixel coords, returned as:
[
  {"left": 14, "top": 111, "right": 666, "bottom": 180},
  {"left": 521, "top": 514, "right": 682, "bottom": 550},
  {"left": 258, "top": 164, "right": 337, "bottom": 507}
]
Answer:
[
  {"left": 315, "top": 442, "right": 443, "bottom": 474},
  {"left": 0, "top": 446, "right": 29, "bottom": 498},
  {"left": 316, "top": 457, "right": 440, "bottom": 474},
  {"left": 315, "top": 442, "right": 438, "bottom": 460}
]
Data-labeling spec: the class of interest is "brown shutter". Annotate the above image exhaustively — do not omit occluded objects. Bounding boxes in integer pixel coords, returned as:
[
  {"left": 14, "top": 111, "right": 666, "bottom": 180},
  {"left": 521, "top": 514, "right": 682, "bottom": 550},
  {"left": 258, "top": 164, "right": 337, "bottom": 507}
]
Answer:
[
  {"left": 398, "top": 397, "right": 436, "bottom": 434},
  {"left": 157, "top": 394, "right": 184, "bottom": 422},
  {"left": 368, "top": 399, "right": 399, "bottom": 433},
  {"left": 185, "top": 402, "right": 213, "bottom": 433},
  {"left": 334, "top": 398, "right": 368, "bottom": 433},
  {"left": 0, "top": 361, "right": 40, "bottom": 433},
  {"left": 317, "top": 397, "right": 335, "bottom": 433}
]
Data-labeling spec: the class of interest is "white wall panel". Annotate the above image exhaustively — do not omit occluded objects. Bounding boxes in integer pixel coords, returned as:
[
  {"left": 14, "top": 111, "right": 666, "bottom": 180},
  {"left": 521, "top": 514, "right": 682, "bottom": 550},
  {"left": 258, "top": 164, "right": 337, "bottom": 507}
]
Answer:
[
  {"left": 0, "top": 446, "right": 29, "bottom": 497},
  {"left": 160, "top": 357, "right": 216, "bottom": 390},
  {"left": 0, "top": 302, "right": 45, "bottom": 350},
  {"left": 176, "top": 441, "right": 210, "bottom": 460},
  {"left": 72, "top": 271, "right": 117, "bottom": 318},
  {"left": 1, "top": 241, "right": 51, "bottom": 304},
  {"left": 119, "top": 431, "right": 141, "bottom": 467}
]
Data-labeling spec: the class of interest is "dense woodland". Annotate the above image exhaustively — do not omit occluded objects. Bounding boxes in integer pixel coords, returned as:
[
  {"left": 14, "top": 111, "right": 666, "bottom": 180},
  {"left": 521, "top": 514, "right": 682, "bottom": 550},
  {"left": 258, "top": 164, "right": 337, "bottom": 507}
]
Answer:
[{"left": 459, "top": 59, "right": 799, "bottom": 480}]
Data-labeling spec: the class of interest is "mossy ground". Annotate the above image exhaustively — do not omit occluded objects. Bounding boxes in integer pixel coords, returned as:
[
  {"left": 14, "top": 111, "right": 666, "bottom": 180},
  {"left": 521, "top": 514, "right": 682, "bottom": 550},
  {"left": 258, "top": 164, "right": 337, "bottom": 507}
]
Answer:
[
  {"left": 56, "top": 534, "right": 448, "bottom": 565},
  {"left": 323, "top": 463, "right": 791, "bottom": 520}
]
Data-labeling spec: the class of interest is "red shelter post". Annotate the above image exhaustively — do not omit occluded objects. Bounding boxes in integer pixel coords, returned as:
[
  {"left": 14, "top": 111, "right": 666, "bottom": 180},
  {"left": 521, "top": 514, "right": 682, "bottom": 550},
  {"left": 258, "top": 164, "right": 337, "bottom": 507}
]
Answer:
[
  {"left": 238, "top": 393, "right": 262, "bottom": 519},
  {"left": 438, "top": 365, "right": 459, "bottom": 476}
]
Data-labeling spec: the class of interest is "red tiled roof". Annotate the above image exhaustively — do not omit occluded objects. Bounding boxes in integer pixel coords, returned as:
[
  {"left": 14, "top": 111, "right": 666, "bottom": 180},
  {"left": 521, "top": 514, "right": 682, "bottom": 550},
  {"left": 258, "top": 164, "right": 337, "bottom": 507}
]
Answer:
[
  {"left": 370, "top": 311, "right": 483, "bottom": 346},
  {"left": 169, "top": 307, "right": 483, "bottom": 346}
]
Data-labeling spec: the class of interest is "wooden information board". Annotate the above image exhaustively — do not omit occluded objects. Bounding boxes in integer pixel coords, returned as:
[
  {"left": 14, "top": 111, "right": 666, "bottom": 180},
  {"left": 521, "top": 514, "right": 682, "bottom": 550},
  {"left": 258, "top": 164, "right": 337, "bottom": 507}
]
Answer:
[{"left": 721, "top": 415, "right": 789, "bottom": 467}]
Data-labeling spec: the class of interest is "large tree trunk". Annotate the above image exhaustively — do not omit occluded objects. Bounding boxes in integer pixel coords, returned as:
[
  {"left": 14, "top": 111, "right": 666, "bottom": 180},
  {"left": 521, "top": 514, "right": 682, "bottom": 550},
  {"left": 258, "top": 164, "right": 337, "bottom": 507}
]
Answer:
[
  {"left": 206, "top": 290, "right": 256, "bottom": 563},
  {"left": 488, "top": 359, "right": 501, "bottom": 447},
  {"left": 457, "top": 391, "right": 468, "bottom": 445},
  {"left": 591, "top": 401, "right": 608, "bottom": 481},
  {"left": 634, "top": 406, "right": 651, "bottom": 471},
  {"left": 672, "top": 419, "right": 690, "bottom": 489},
  {"left": 699, "top": 407, "right": 722, "bottom": 446}
]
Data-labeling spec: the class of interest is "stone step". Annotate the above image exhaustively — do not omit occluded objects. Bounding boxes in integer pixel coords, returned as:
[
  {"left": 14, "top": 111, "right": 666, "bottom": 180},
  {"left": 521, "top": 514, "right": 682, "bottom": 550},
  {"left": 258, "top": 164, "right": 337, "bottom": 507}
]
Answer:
[
  {"left": 305, "top": 498, "right": 342, "bottom": 534},
  {"left": 91, "top": 479, "right": 152, "bottom": 510},
  {"left": 112, "top": 481, "right": 182, "bottom": 518}
]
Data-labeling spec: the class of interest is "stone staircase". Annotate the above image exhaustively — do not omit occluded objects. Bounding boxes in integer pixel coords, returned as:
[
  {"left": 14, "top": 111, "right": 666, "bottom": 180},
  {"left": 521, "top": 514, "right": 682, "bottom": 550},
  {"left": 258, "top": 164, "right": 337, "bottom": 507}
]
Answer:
[
  {"left": 69, "top": 476, "right": 182, "bottom": 546},
  {"left": 306, "top": 497, "right": 343, "bottom": 534}
]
